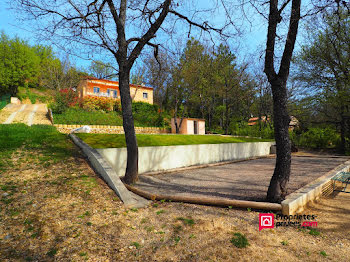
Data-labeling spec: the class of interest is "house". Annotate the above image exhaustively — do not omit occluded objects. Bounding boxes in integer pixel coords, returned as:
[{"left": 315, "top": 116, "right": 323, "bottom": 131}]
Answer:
[
  {"left": 171, "top": 118, "right": 205, "bottom": 135},
  {"left": 289, "top": 116, "right": 299, "bottom": 130},
  {"left": 248, "top": 115, "right": 299, "bottom": 130},
  {"left": 77, "top": 76, "right": 154, "bottom": 104},
  {"left": 248, "top": 116, "right": 270, "bottom": 126}
]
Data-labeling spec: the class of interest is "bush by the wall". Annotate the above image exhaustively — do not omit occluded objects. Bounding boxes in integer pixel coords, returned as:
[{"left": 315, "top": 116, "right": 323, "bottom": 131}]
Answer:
[
  {"left": 53, "top": 108, "right": 123, "bottom": 125},
  {"left": 291, "top": 127, "right": 340, "bottom": 149},
  {"left": 229, "top": 122, "right": 274, "bottom": 139},
  {"left": 0, "top": 94, "right": 10, "bottom": 110},
  {"left": 81, "top": 96, "right": 116, "bottom": 112},
  {"left": 132, "top": 101, "right": 168, "bottom": 127}
]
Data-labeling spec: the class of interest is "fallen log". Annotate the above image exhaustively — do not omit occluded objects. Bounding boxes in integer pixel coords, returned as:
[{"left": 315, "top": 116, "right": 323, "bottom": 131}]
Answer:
[{"left": 124, "top": 183, "right": 282, "bottom": 211}]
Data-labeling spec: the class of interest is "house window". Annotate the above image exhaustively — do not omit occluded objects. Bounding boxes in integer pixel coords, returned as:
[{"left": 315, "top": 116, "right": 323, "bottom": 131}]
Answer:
[
  {"left": 93, "top": 87, "right": 100, "bottom": 94},
  {"left": 107, "top": 89, "right": 118, "bottom": 98},
  {"left": 143, "top": 92, "right": 148, "bottom": 99}
]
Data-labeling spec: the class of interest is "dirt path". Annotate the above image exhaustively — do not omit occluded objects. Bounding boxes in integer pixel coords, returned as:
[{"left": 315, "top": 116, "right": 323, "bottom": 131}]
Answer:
[
  {"left": 0, "top": 104, "right": 51, "bottom": 125},
  {"left": 305, "top": 192, "right": 350, "bottom": 239},
  {"left": 135, "top": 155, "right": 349, "bottom": 201}
]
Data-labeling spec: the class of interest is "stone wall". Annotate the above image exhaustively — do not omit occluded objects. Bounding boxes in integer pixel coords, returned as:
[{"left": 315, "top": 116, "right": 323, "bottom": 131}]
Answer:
[{"left": 54, "top": 124, "right": 169, "bottom": 134}]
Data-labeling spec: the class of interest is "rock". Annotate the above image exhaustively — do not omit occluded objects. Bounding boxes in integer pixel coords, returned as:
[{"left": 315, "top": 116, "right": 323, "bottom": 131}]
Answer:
[
  {"left": 71, "top": 125, "right": 91, "bottom": 133},
  {"left": 4, "top": 234, "right": 12, "bottom": 240},
  {"left": 2, "top": 192, "right": 9, "bottom": 197}
]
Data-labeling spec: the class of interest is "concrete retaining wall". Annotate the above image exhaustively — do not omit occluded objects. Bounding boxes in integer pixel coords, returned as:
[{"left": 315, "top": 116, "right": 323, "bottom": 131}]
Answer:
[{"left": 97, "top": 141, "right": 275, "bottom": 177}]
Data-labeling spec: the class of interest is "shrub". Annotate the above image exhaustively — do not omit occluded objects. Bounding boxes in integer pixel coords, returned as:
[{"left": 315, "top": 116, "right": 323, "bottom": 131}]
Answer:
[
  {"left": 230, "top": 232, "right": 249, "bottom": 248},
  {"left": 50, "top": 88, "right": 78, "bottom": 114},
  {"left": 229, "top": 122, "right": 274, "bottom": 139},
  {"left": 17, "top": 86, "right": 51, "bottom": 104},
  {"left": 132, "top": 101, "right": 168, "bottom": 127},
  {"left": 81, "top": 96, "right": 116, "bottom": 112},
  {"left": 291, "top": 127, "right": 340, "bottom": 149},
  {"left": 58, "top": 88, "right": 79, "bottom": 107},
  {"left": 53, "top": 108, "right": 123, "bottom": 125}
]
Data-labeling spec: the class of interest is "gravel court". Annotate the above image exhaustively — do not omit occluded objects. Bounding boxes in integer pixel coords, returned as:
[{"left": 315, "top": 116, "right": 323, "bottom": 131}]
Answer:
[{"left": 135, "top": 155, "right": 349, "bottom": 202}]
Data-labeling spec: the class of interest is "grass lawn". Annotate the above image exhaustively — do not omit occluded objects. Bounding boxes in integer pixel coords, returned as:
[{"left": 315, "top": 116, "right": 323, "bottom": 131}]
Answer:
[
  {"left": 17, "top": 86, "right": 54, "bottom": 104},
  {"left": 0, "top": 124, "right": 349, "bottom": 261},
  {"left": 53, "top": 108, "right": 124, "bottom": 126},
  {"left": 52, "top": 108, "right": 167, "bottom": 128},
  {"left": 76, "top": 133, "right": 273, "bottom": 148},
  {"left": 0, "top": 124, "right": 74, "bottom": 172}
]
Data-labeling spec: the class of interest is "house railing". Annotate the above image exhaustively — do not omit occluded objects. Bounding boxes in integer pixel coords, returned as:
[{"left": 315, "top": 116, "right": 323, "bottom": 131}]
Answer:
[{"left": 86, "top": 92, "right": 119, "bottom": 99}]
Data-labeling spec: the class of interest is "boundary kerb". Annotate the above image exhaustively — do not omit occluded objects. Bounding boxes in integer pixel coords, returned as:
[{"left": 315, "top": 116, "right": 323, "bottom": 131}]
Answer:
[
  {"left": 69, "top": 133, "right": 149, "bottom": 208},
  {"left": 281, "top": 160, "right": 350, "bottom": 215}
]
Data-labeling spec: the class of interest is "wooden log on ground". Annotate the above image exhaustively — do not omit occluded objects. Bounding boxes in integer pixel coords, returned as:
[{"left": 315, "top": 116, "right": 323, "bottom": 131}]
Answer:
[{"left": 124, "top": 183, "right": 282, "bottom": 211}]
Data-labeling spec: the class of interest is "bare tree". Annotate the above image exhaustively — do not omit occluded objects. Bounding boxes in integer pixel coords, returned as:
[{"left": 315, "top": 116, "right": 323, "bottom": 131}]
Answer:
[
  {"left": 14, "top": 0, "right": 235, "bottom": 184},
  {"left": 262, "top": 0, "right": 347, "bottom": 202},
  {"left": 263, "top": 0, "right": 301, "bottom": 202},
  {"left": 89, "top": 60, "right": 116, "bottom": 79}
]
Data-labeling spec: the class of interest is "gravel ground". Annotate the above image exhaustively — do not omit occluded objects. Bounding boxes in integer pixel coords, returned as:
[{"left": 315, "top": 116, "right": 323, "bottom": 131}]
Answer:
[
  {"left": 32, "top": 104, "right": 51, "bottom": 125},
  {"left": 0, "top": 104, "right": 51, "bottom": 125},
  {"left": 135, "top": 155, "right": 350, "bottom": 201},
  {"left": 11, "top": 105, "right": 32, "bottom": 124},
  {"left": 0, "top": 104, "right": 20, "bottom": 123}
]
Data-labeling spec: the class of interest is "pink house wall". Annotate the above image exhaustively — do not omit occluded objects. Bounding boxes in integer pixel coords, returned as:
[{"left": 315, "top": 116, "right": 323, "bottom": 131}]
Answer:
[{"left": 171, "top": 118, "right": 205, "bottom": 134}]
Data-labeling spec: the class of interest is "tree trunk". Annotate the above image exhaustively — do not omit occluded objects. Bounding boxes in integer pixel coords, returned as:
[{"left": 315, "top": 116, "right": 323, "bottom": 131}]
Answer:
[
  {"left": 173, "top": 99, "right": 180, "bottom": 133},
  {"left": 264, "top": 0, "right": 300, "bottom": 202},
  {"left": 119, "top": 70, "right": 139, "bottom": 184},
  {"left": 340, "top": 113, "right": 346, "bottom": 154},
  {"left": 225, "top": 88, "right": 229, "bottom": 134},
  {"left": 267, "top": 79, "right": 291, "bottom": 202}
]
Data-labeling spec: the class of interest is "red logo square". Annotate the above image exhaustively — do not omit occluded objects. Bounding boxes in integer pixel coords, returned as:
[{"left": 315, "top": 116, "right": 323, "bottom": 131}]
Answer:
[{"left": 259, "top": 213, "right": 274, "bottom": 231}]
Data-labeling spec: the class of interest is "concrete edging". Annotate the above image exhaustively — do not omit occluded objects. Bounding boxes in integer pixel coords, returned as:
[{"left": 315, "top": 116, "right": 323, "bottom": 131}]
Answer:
[
  {"left": 69, "top": 133, "right": 149, "bottom": 208},
  {"left": 281, "top": 160, "right": 350, "bottom": 215}
]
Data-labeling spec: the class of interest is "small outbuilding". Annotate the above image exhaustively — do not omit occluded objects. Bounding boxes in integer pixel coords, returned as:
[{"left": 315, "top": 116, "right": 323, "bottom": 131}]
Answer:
[{"left": 171, "top": 118, "right": 205, "bottom": 135}]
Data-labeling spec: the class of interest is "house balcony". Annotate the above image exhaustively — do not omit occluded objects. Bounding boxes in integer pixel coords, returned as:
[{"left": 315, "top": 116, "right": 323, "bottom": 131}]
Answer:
[{"left": 86, "top": 92, "right": 119, "bottom": 99}]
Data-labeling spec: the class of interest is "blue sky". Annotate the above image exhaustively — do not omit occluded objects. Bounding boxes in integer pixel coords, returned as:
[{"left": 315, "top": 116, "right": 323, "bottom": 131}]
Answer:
[
  {"left": 0, "top": 1, "right": 294, "bottom": 72},
  {"left": 0, "top": 1, "right": 92, "bottom": 68}
]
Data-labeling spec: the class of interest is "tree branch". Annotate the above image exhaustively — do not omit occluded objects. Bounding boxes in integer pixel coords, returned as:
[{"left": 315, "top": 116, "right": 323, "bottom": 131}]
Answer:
[
  {"left": 278, "top": 0, "right": 301, "bottom": 79},
  {"left": 168, "top": 9, "right": 229, "bottom": 37},
  {"left": 264, "top": 0, "right": 279, "bottom": 82},
  {"left": 127, "top": 0, "right": 171, "bottom": 69}
]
